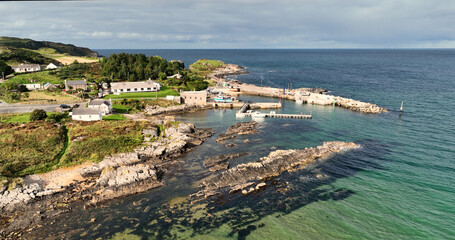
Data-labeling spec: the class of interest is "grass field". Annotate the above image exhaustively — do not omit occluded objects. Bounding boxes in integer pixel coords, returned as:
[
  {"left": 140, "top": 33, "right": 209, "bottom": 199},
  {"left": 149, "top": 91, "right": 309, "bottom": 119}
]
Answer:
[
  {"left": 59, "top": 121, "right": 149, "bottom": 166},
  {"left": 103, "top": 86, "right": 179, "bottom": 99},
  {"left": 0, "top": 122, "right": 66, "bottom": 178},
  {"left": 32, "top": 48, "right": 100, "bottom": 65},
  {"left": 19, "top": 91, "right": 80, "bottom": 104},
  {"left": 0, "top": 113, "right": 31, "bottom": 123},
  {"left": 189, "top": 59, "right": 225, "bottom": 71},
  {"left": 0, "top": 113, "right": 30, "bottom": 123},
  {"left": 103, "top": 114, "right": 127, "bottom": 120},
  {"left": 9, "top": 71, "right": 63, "bottom": 85}
]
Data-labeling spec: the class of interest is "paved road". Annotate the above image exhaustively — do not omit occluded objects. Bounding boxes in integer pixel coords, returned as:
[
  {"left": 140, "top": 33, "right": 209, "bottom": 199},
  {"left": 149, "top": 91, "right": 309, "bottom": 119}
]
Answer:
[{"left": 0, "top": 103, "right": 78, "bottom": 114}]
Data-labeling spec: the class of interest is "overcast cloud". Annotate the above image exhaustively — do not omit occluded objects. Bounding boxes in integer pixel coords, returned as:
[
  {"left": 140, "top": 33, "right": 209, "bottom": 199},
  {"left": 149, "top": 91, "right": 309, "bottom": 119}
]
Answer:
[{"left": 1, "top": 0, "right": 454, "bottom": 49}]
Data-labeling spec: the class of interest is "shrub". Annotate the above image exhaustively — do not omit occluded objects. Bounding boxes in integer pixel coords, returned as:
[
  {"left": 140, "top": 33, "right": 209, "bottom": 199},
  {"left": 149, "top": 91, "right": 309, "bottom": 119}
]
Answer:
[
  {"left": 46, "top": 112, "right": 66, "bottom": 122},
  {"left": 29, "top": 109, "right": 47, "bottom": 121}
]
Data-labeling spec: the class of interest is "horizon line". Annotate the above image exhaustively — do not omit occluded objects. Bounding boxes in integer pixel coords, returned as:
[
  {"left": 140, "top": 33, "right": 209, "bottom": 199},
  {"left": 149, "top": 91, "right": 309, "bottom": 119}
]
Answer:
[{"left": 92, "top": 48, "right": 455, "bottom": 50}]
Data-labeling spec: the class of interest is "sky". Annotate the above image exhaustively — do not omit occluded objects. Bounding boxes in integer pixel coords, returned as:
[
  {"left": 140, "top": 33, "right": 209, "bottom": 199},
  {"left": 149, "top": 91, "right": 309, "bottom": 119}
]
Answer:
[{"left": 1, "top": 0, "right": 455, "bottom": 49}]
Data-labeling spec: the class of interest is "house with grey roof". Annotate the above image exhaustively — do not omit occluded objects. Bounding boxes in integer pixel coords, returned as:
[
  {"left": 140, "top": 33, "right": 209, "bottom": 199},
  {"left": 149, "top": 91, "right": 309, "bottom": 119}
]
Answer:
[
  {"left": 110, "top": 79, "right": 160, "bottom": 95},
  {"left": 87, "top": 99, "right": 112, "bottom": 115},
  {"left": 71, "top": 108, "right": 102, "bottom": 121},
  {"left": 11, "top": 63, "right": 41, "bottom": 73},
  {"left": 65, "top": 79, "right": 87, "bottom": 91}
]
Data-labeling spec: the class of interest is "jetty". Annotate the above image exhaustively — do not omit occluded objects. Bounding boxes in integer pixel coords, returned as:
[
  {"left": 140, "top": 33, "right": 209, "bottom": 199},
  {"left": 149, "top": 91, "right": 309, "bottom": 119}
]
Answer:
[
  {"left": 212, "top": 101, "right": 281, "bottom": 109},
  {"left": 236, "top": 102, "right": 312, "bottom": 119}
]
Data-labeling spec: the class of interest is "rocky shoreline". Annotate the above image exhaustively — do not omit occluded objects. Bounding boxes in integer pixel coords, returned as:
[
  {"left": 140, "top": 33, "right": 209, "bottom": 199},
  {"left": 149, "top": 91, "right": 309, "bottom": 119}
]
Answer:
[
  {"left": 192, "top": 141, "right": 361, "bottom": 199},
  {"left": 0, "top": 120, "right": 214, "bottom": 238}
]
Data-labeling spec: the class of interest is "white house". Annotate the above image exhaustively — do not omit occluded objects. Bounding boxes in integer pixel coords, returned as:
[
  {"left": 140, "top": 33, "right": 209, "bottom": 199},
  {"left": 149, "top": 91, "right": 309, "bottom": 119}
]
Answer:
[
  {"left": 11, "top": 64, "right": 41, "bottom": 73},
  {"left": 71, "top": 108, "right": 102, "bottom": 121},
  {"left": 110, "top": 79, "right": 161, "bottom": 95},
  {"left": 87, "top": 99, "right": 113, "bottom": 115},
  {"left": 23, "top": 83, "right": 41, "bottom": 91},
  {"left": 46, "top": 63, "right": 59, "bottom": 70}
]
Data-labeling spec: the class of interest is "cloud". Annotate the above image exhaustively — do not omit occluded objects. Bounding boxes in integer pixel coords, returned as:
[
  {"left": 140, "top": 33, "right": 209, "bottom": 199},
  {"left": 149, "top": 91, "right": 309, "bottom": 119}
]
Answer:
[
  {"left": 75, "top": 32, "right": 113, "bottom": 39},
  {"left": 1, "top": 0, "right": 455, "bottom": 48},
  {"left": 117, "top": 32, "right": 142, "bottom": 39}
]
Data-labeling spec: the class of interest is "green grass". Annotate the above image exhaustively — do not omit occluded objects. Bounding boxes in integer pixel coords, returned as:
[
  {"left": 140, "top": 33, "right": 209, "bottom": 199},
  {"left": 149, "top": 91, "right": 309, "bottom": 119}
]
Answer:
[
  {"left": 112, "top": 104, "right": 131, "bottom": 113},
  {"left": 8, "top": 71, "right": 63, "bottom": 85},
  {"left": 0, "top": 113, "right": 31, "bottom": 123},
  {"left": 103, "top": 114, "right": 127, "bottom": 121},
  {"left": 0, "top": 122, "right": 66, "bottom": 178},
  {"left": 32, "top": 48, "right": 67, "bottom": 59},
  {"left": 189, "top": 59, "right": 226, "bottom": 71},
  {"left": 59, "top": 121, "right": 151, "bottom": 166},
  {"left": 103, "top": 85, "right": 179, "bottom": 99}
]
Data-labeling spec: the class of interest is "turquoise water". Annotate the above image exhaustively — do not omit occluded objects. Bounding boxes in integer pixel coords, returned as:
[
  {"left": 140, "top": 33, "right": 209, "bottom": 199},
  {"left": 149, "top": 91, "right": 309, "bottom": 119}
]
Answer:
[{"left": 28, "top": 50, "right": 455, "bottom": 239}]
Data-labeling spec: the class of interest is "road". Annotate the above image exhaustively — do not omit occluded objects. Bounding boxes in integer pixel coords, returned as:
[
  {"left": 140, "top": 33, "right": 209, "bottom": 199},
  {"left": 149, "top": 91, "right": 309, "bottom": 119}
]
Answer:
[{"left": 0, "top": 102, "right": 78, "bottom": 114}]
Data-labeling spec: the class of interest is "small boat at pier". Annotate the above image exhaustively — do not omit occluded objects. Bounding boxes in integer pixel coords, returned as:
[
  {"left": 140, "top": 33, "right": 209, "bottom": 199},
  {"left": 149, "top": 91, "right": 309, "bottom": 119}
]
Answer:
[{"left": 214, "top": 95, "right": 234, "bottom": 103}]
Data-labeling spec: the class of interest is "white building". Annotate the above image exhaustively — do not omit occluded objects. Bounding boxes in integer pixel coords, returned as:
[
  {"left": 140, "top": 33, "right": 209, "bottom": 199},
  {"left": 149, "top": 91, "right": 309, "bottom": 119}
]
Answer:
[
  {"left": 71, "top": 108, "right": 102, "bottom": 121},
  {"left": 11, "top": 64, "right": 41, "bottom": 73},
  {"left": 111, "top": 79, "right": 161, "bottom": 95},
  {"left": 23, "top": 83, "right": 41, "bottom": 91},
  {"left": 87, "top": 99, "right": 113, "bottom": 115},
  {"left": 46, "top": 63, "right": 59, "bottom": 70}
]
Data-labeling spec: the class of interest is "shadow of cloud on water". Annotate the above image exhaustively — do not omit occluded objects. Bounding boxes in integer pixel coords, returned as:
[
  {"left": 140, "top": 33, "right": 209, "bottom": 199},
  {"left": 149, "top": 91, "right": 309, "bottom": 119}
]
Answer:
[{"left": 80, "top": 139, "right": 392, "bottom": 240}]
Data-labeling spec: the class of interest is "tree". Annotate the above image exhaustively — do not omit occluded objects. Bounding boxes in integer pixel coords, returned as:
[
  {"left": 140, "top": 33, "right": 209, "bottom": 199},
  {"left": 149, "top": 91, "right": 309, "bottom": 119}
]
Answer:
[
  {"left": 29, "top": 109, "right": 47, "bottom": 121},
  {"left": 0, "top": 60, "right": 14, "bottom": 78}
]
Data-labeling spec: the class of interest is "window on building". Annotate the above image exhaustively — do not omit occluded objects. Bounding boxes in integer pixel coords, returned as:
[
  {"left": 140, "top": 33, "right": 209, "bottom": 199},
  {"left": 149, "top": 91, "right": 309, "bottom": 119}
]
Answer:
[
  {"left": 141, "top": 88, "right": 144, "bottom": 90},
  {"left": 127, "top": 89, "right": 130, "bottom": 91},
  {"left": 147, "top": 88, "right": 151, "bottom": 90}
]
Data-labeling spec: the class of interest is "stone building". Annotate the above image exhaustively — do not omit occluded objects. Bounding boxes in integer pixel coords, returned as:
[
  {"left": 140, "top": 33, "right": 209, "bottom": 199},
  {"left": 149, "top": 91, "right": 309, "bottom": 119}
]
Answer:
[
  {"left": 65, "top": 79, "right": 87, "bottom": 91},
  {"left": 181, "top": 90, "right": 207, "bottom": 105}
]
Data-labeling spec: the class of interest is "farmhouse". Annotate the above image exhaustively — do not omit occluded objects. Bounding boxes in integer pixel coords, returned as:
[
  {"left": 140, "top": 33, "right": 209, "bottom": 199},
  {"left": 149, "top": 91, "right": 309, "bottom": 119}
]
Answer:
[
  {"left": 65, "top": 79, "right": 87, "bottom": 91},
  {"left": 71, "top": 108, "right": 102, "bottom": 121},
  {"left": 181, "top": 90, "right": 207, "bottom": 105},
  {"left": 11, "top": 63, "right": 41, "bottom": 73},
  {"left": 110, "top": 79, "right": 160, "bottom": 95},
  {"left": 87, "top": 99, "right": 112, "bottom": 115}
]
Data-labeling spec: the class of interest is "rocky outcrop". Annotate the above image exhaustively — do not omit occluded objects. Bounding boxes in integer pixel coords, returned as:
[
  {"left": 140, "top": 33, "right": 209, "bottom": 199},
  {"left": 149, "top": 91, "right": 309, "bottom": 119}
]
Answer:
[
  {"left": 199, "top": 141, "right": 361, "bottom": 193},
  {"left": 216, "top": 121, "right": 258, "bottom": 143},
  {"left": 136, "top": 123, "right": 215, "bottom": 159},
  {"left": 333, "top": 96, "right": 386, "bottom": 113},
  {"left": 203, "top": 152, "right": 249, "bottom": 172},
  {"left": 210, "top": 64, "right": 248, "bottom": 79},
  {"left": 0, "top": 120, "right": 214, "bottom": 236}
]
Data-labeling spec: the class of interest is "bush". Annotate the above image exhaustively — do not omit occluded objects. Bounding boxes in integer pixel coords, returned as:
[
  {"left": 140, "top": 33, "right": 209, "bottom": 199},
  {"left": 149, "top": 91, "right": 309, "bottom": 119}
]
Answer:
[
  {"left": 29, "top": 109, "right": 47, "bottom": 121},
  {"left": 46, "top": 112, "right": 66, "bottom": 122}
]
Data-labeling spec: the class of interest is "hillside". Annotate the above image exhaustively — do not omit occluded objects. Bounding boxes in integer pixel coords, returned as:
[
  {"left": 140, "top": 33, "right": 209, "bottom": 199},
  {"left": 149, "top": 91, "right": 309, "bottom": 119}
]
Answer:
[
  {"left": 0, "top": 47, "right": 60, "bottom": 66},
  {"left": 0, "top": 36, "right": 98, "bottom": 57}
]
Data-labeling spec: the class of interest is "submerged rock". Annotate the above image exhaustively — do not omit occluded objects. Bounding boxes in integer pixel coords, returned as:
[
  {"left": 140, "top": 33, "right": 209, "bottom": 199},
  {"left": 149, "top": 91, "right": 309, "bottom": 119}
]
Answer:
[
  {"left": 203, "top": 152, "right": 250, "bottom": 172},
  {"left": 199, "top": 141, "right": 361, "bottom": 192},
  {"left": 216, "top": 121, "right": 258, "bottom": 143}
]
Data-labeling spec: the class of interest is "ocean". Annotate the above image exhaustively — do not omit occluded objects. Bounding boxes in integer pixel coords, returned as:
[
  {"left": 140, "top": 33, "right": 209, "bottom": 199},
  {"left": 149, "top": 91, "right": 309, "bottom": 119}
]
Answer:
[{"left": 30, "top": 49, "right": 455, "bottom": 239}]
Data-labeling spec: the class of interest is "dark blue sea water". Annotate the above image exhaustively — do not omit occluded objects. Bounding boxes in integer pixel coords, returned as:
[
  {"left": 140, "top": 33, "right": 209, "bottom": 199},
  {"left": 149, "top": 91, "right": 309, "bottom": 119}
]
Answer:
[{"left": 32, "top": 49, "right": 455, "bottom": 239}]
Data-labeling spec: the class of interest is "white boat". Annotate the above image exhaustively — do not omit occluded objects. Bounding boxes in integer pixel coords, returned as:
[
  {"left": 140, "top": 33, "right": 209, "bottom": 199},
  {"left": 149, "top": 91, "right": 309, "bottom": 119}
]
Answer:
[{"left": 214, "top": 95, "right": 234, "bottom": 103}]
